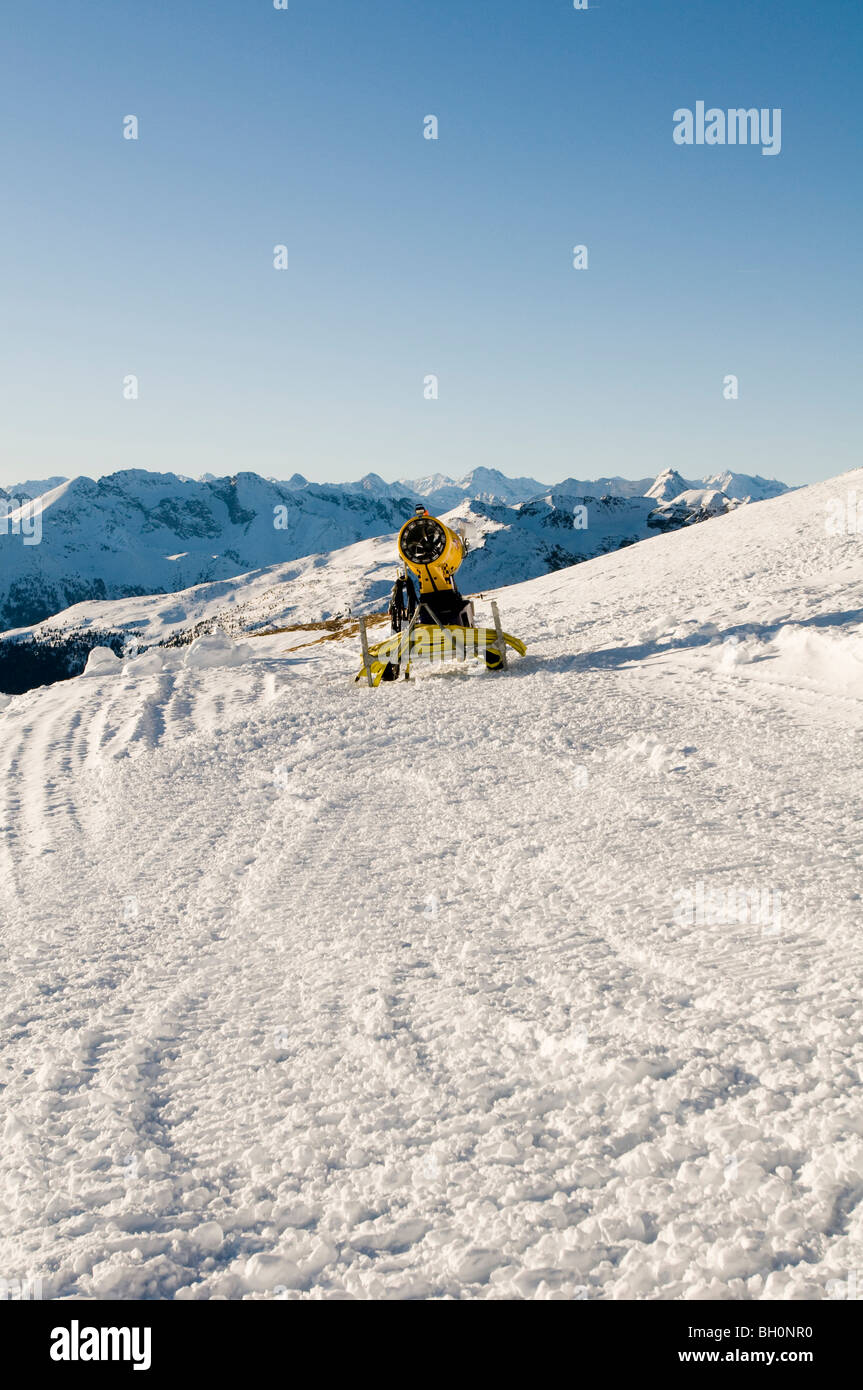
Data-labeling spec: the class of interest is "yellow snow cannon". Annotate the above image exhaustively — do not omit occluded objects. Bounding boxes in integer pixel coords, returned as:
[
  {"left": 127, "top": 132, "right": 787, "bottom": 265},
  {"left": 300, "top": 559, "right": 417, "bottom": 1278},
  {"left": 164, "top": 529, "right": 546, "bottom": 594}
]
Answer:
[
  {"left": 397, "top": 512, "right": 467, "bottom": 596},
  {"left": 354, "top": 506, "right": 526, "bottom": 686}
]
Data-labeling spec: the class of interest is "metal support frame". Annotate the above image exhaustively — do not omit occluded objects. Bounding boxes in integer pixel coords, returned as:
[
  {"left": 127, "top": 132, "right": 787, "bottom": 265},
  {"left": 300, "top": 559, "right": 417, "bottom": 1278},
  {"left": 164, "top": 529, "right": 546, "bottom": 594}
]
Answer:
[
  {"left": 357, "top": 616, "right": 375, "bottom": 687},
  {"left": 490, "top": 599, "right": 508, "bottom": 670}
]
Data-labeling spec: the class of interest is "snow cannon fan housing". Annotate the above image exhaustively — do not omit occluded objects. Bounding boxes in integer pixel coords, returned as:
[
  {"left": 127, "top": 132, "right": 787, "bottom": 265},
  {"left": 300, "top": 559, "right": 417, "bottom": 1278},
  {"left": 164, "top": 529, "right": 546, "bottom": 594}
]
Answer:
[{"left": 397, "top": 515, "right": 466, "bottom": 592}]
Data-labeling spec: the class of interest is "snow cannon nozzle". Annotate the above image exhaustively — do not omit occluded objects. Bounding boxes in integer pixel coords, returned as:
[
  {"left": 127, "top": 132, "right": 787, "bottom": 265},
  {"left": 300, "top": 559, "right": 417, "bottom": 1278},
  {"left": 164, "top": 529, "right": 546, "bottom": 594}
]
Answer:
[{"left": 397, "top": 513, "right": 466, "bottom": 584}]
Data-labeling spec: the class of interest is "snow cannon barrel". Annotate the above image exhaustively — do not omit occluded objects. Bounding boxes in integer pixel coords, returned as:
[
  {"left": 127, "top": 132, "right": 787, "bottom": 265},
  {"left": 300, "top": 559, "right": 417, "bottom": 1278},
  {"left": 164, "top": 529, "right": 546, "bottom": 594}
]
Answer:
[{"left": 397, "top": 514, "right": 466, "bottom": 591}]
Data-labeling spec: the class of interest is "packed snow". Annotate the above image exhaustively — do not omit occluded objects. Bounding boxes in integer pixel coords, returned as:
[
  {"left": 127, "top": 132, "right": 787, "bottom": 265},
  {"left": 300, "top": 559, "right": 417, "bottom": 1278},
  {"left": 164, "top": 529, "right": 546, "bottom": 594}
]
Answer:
[{"left": 1, "top": 469, "right": 861, "bottom": 1301}]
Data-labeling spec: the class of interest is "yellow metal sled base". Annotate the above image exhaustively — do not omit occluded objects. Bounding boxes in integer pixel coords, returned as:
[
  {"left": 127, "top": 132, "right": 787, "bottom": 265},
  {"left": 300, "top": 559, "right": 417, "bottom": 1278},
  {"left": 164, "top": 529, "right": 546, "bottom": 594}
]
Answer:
[{"left": 354, "top": 623, "right": 527, "bottom": 687}]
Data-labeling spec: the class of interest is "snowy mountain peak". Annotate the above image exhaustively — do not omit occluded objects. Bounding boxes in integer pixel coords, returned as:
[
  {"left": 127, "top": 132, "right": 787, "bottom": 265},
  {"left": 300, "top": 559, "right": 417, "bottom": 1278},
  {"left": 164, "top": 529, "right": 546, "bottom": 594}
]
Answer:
[
  {"left": 702, "top": 470, "right": 790, "bottom": 502},
  {"left": 645, "top": 469, "right": 690, "bottom": 501},
  {"left": 342, "top": 472, "right": 411, "bottom": 499},
  {"left": 399, "top": 472, "right": 457, "bottom": 495},
  {"left": 457, "top": 467, "right": 548, "bottom": 504}
]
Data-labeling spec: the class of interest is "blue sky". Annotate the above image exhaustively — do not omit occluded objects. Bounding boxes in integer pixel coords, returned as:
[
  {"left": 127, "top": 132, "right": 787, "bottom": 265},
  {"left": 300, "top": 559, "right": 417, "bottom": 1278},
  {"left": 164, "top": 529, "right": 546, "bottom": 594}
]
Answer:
[{"left": 1, "top": 0, "right": 860, "bottom": 489}]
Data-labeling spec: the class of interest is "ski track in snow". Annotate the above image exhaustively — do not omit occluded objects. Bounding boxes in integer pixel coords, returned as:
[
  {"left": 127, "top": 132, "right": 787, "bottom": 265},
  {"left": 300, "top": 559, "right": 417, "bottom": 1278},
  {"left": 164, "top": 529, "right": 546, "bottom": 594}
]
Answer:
[{"left": 1, "top": 472, "right": 863, "bottom": 1300}]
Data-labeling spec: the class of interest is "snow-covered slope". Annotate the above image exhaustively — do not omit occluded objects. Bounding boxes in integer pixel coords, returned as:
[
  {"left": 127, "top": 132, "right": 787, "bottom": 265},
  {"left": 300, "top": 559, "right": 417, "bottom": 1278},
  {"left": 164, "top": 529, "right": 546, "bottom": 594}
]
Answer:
[
  {"left": 3, "top": 537, "right": 403, "bottom": 648},
  {"left": 1, "top": 469, "right": 860, "bottom": 1301}
]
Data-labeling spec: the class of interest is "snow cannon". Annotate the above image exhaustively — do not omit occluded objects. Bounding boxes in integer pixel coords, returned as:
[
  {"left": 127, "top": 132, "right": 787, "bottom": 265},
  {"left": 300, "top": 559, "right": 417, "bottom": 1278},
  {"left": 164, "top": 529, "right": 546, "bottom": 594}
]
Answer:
[
  {"left": 354, "top": 509, "right": 526, "bottom": 686},
  {"left": 397, "top": 513, "right": 467, "bottom": 607}
]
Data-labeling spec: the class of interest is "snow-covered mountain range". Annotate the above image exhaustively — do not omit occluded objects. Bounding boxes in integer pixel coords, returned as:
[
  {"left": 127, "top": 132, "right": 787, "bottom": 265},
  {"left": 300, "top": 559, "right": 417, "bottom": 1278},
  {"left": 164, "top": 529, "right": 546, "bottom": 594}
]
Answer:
[
  {"left": 2, "top": 475, "right": 67, "bottom": 500},
  {"left": 0, "top": 467, "right": 790, "bottom": 635},
  {"left": 0, "top": 492, "right": 675, "bottom": 656}
]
